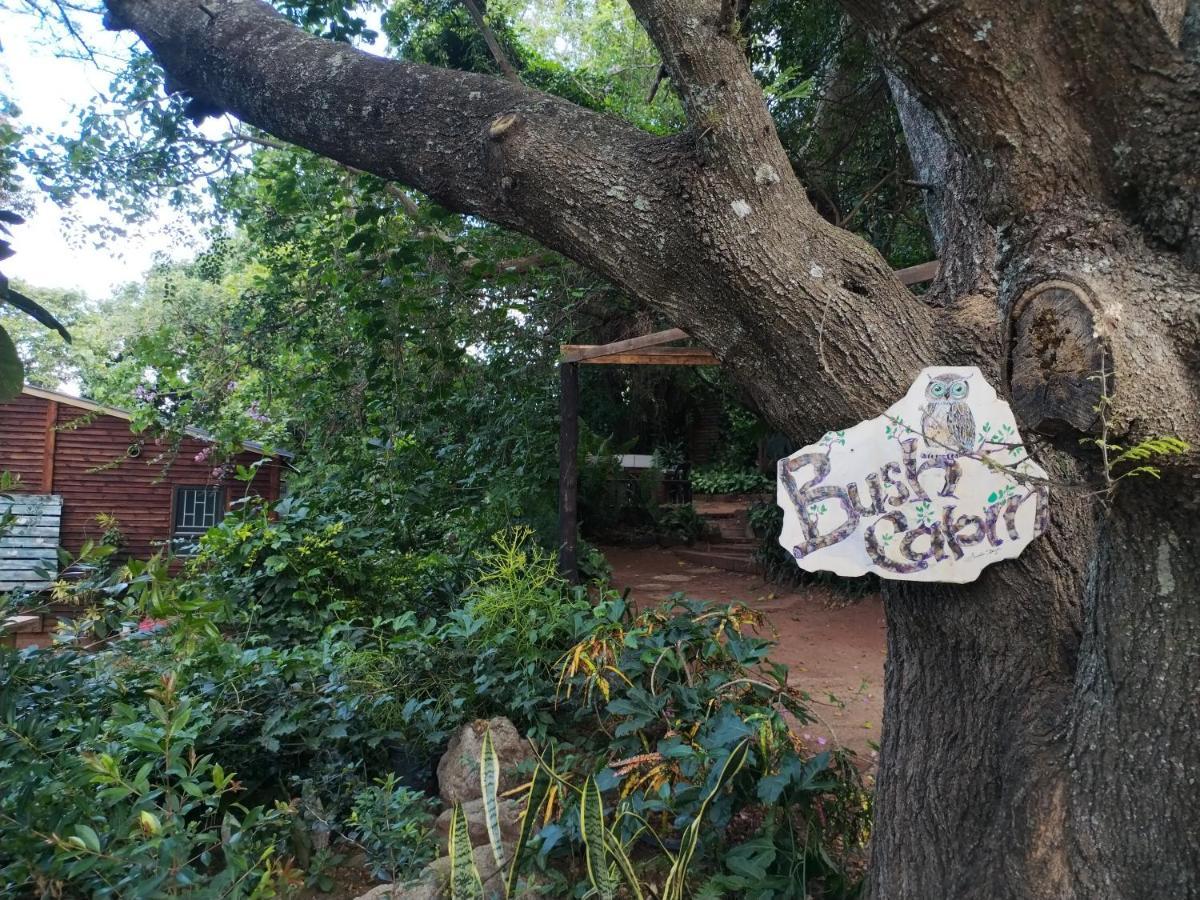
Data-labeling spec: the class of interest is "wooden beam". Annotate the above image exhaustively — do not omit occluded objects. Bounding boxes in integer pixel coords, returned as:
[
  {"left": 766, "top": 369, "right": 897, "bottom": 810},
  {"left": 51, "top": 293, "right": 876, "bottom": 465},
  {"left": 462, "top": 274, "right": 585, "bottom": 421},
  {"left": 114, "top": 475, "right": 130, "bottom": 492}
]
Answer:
[
  {"left": 573, "top": 348, "right": 720, "bottom": 366},
  {"left": 560, "top": 259, "right": 938, "bottom": 369},
  {"left": 560, "top": 327, "right": 689, "bottom": 363},
  {"left": 40, "top": 400, "right": 58, "bottom": 493},
  {"left": 896, "top": 259, "right": 941, "bottom": 285},
  {"left": 558, "top": 362, "right": 580, "bottom": 583}
]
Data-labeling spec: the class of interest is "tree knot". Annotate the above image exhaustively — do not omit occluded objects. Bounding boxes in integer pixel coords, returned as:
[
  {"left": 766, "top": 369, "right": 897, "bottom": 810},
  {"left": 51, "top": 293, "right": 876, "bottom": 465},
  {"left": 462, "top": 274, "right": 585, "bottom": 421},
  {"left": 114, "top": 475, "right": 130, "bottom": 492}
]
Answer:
[
  {"left": 1007, "top": 279, "right": 1108, "bottom": 436},
  {"left": 488, "top": 113, "right": 521, "bottom": 141}
]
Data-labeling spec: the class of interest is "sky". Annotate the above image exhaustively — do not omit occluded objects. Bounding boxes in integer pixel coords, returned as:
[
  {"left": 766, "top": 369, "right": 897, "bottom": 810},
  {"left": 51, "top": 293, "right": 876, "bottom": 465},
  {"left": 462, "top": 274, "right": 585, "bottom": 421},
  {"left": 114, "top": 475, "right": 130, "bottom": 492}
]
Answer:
[
  {"left": 2, "top": 9, "right": 212, "bottom": 298},
  {"left": 2, "top": 6, "right": 396, "bottom": 299}
]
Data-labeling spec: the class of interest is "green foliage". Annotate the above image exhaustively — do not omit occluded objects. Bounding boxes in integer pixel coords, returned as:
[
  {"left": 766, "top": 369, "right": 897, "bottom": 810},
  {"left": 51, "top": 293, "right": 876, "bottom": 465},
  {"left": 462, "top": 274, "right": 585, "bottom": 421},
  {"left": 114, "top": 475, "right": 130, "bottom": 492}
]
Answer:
[
  {"left": 652, "top": 503, "right": 711, "bottom": 544},
  {"left": 549, "top": 597, "right": 871, "bottom": 896},
  {"left": 0, "top": 660, "right": 296, "bottom": 897},
  {"left": 1082, "top": 365, "right": 1192, "bottom": 494},
  {"left": 692, "top": 466, "right": 772, "bottom": 495},
  {"left": 348, "top": 774, "right": 438, "bottom": 883},
  {"left": 0, "top": 520, "right": 598, "bottom": 892},
  {"left": 465, "top": 527, "right": 568, "bottom": 655},
  {"left": 0, "top": 323, "right": 20, "bottom": 400},
  {"left": 0, "top": 245, "right": 73, "bottom": 400},
  {"left": 1082, "top": 434, "right": 1192, "bottom": 485},
  {"left": 191, "top": 496, "right": 408, "bottom": 640},
  {"left": 576, "top": 429, "right": 639, "bottom": 535}
]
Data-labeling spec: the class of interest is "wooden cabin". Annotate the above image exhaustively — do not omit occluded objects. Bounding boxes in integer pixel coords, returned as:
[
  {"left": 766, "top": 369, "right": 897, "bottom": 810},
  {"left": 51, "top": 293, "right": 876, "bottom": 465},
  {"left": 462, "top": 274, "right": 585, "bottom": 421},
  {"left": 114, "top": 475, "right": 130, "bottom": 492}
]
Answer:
[{"left": 0, "top": 385, "right": 289, "bottom": 601}]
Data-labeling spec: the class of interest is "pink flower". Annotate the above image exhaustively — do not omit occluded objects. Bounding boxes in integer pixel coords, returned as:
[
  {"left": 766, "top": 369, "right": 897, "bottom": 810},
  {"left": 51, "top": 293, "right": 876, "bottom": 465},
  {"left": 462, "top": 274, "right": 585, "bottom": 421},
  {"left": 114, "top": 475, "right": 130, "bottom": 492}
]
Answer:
[{"left": 194, "top": 446, "right": 212, "bottom": 463}]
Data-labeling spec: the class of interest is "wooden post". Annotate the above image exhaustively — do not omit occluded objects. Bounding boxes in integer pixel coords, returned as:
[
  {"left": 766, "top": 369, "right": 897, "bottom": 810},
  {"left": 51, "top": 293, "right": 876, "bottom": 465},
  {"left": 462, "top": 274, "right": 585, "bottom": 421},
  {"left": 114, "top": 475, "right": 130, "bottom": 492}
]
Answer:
[
  {"left": 40, "top": 400, "right": 58, "bottom": 493},
  {"left": 558, "top": 361, "right": 580, "bottom": 582}
]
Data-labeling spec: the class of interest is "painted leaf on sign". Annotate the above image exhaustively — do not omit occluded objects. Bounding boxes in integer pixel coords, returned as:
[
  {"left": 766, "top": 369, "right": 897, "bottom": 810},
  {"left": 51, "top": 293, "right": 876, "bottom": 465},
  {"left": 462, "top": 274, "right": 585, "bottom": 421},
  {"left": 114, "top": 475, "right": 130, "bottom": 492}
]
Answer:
[{"left": 777, "top": 367, "right": 1048, "bottom": 584}]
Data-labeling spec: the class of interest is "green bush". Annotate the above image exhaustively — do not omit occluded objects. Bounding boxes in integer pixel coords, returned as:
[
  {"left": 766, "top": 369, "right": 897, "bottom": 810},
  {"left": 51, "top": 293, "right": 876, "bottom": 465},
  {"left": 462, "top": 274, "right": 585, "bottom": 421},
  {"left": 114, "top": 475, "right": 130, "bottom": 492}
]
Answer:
[
  {"left": 652, "top": 502, "right": 711, "bottom": 544},
  {"left": 190, "top": 495, "right": 469, "bottom": 641},
  {"left": 348, "top": 774, "right": 438, "bottom": 883},
  {"left": 531, "top": 595, "right": 871, "bottom": 897},
  {"left": 465, "top": 527, "right": 569, "bottom": 655},
  {"left": 691, "top": 466, "right": 771, "bottom": 495},
  {"left": 0, "top": 656, "right": 295, "bottom": 898}
]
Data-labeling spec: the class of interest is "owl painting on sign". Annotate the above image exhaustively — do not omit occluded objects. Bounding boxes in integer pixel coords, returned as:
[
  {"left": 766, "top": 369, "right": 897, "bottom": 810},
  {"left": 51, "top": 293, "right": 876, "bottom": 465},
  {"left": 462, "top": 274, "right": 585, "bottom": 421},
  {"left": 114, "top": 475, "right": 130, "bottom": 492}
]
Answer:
[{"left": 920, "top": 373, "right": 976, "bottom": 455}]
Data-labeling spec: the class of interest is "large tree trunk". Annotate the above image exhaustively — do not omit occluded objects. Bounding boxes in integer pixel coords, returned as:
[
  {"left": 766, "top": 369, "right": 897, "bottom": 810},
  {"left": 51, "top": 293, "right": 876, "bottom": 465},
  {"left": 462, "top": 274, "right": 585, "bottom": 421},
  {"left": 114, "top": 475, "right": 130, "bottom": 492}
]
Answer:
[{"left": 102, "top": 0, "right": 1200, "bottom": 895}]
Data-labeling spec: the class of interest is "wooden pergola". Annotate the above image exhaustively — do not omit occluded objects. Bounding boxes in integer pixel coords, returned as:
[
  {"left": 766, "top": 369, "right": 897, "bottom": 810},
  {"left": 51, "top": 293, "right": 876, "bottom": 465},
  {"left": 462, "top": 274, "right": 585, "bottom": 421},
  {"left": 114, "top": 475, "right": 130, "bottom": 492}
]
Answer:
[{"left": 556, "top": 259, "right": 940, "bottom": 580}]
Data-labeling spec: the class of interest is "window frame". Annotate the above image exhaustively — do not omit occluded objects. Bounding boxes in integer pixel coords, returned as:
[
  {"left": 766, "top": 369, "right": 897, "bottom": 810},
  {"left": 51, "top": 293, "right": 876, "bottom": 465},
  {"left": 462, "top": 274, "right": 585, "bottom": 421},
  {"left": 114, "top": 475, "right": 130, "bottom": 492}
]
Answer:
[{"left": 170, "top": 485, "right": 226, "bottom": 549}]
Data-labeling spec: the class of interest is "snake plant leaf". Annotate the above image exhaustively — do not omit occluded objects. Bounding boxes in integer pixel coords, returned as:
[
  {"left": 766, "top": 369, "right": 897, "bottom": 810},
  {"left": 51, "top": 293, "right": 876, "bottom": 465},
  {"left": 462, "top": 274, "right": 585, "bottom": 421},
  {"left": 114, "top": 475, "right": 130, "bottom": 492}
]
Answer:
[
  {"left": 480, "top": 727, "right": 507, "bottom": 869},
  {"left": 506, "top": 752, "right": 552, "bottom": 898},
  {"left": 604, "top": 830, "right": 646, "bottom": 900},
  {"left": 449, "top": 803, "right": 483, "bottom": 900},
  {"left": 664, "top": 739, "right": 750, "bottom": 900},
  {"left": 580, "top": 775, "right": 618, "bottom": 900}
]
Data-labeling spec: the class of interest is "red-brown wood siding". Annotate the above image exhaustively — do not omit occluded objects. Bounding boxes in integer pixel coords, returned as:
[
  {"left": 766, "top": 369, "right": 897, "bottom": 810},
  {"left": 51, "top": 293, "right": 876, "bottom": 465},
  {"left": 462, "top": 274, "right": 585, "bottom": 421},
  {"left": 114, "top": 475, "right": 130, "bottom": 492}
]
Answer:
[
  {"left": 1, "top": 393, "right": 284, "bottom": 560},
  {"left": 0, "top": 394, "right": 50, "bottom": 487}
]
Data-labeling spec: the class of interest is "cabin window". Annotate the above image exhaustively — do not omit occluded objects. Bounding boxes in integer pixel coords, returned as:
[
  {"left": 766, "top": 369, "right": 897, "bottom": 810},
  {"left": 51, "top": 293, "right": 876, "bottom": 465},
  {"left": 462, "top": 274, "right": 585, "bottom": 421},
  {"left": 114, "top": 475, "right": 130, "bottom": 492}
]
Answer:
[{"left": 172, "top": 486, "right": 225, "bottom": 544}]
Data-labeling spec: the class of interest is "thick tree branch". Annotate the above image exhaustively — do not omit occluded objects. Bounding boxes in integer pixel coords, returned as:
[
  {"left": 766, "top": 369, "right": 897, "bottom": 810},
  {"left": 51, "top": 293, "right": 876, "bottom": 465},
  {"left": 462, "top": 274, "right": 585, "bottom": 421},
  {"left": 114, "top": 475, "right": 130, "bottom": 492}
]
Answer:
[
  {"left": 104, "top": 0, "right": 689, "bottom": 295},
  {"left": 887, "top": 74, "right": 995, "bottom": 303},
  {"left": 104, "top": 0, "right": 970, "bottom": 443},
  {"left": 841, "top": 0, "right": 1200, "bottom": 265}
]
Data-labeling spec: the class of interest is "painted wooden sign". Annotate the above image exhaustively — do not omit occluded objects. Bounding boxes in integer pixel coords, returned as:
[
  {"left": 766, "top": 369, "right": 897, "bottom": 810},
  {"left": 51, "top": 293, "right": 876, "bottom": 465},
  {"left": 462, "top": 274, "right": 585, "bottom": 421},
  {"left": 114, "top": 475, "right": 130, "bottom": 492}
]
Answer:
[{"left": 777, "top": 367, "right": 1048, "bottom": 583}]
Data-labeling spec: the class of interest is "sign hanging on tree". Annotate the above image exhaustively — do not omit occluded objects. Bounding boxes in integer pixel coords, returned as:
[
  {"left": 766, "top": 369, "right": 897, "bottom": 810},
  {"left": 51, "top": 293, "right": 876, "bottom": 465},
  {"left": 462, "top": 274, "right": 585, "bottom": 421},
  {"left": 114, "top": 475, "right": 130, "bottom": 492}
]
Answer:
[{"left": 777, "top": 367, "right": 1048, "bottom": 583}]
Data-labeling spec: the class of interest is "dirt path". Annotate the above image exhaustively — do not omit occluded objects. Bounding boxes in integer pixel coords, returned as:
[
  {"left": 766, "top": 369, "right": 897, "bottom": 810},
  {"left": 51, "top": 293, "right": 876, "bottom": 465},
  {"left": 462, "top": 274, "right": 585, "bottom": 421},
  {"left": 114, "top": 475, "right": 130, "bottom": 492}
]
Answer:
[{"left": 603, "top": 546, "right": 886, "bottom": 774}]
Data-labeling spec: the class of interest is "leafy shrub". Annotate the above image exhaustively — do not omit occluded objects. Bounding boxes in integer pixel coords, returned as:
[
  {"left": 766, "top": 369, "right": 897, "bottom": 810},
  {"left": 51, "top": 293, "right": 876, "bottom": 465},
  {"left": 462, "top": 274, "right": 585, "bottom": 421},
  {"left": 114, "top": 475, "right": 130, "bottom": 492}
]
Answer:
[
  {"left": 691, "top": 466, "right": 771, "bottom": 495},
  {"left": 540, "top": 596, "right": 872, "bottom": 897},
  {"left": 405, "top": 595, "right": 877, "bottom": 898},
  {"left": 652, "top": 503, "right": 711, "bottom": 544},
  {"left": 348, "top": 775, "right": 438, "bottom": 883},
  {"left": 338, "top": 596, "right": 593, "bottom": 759},
  {"left": 0, "top": 658, "right": 295, "bottom": 898},
  {"left": 465, "top": 527, "right": 569, "bottom": 655},
  {"left": 577, "top": 539, "right": 613, "bottom": 583},
  {"left": 191, "top": 495, "right": 469, "bottom": 640},
  {"left": 577, "top": 431, "right": 630, "bottom": 534}
]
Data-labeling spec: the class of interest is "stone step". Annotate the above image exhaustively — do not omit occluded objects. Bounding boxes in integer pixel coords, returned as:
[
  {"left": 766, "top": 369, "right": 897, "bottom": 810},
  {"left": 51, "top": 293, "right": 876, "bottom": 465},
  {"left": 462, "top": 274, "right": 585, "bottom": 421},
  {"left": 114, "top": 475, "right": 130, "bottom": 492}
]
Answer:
[
  {"left": 694, "top": 539, "right": 757, "bottom": 551},
  {"left": 673, "top": 547, "right": 760, "bottom": 575}
]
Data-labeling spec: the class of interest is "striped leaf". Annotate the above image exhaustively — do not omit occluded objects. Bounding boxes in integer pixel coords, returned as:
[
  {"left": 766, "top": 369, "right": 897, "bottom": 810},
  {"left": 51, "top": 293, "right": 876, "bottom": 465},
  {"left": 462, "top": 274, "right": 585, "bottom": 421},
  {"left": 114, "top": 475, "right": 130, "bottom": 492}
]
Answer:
[
  {"left": 449, "top": 803, "right": 483, "bottom": 900},
  {"left": 506, "top": 755, "right": 553, "bottom": 898},
  {"left": 479, "top": 727, "right": 507, "bottom": 869},
  {"left": 604, "top": 831, "right": 647, "bottom": 900},
  {"left": 580, "top": 775, "right": 618, "bottom": 900},
  {"left": 664, "top": 740, "right": 750, "bottom": 900}
]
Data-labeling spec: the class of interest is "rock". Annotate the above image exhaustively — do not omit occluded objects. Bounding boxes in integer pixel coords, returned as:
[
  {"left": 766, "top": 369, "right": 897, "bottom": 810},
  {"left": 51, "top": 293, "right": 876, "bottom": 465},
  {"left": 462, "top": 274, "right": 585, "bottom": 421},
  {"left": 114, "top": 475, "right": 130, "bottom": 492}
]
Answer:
[
  {"left": 434, "top": 796, "right": 523, "bottom": 848},
  {"left": 359, "top": 843, "right": 547, "bottom": 900},
  {"left": 352, "top": 856, "right": 450, "bottom": 900},
  {"left": 405, "top": 845, "right": 504, "bottom": 899},
  {"left": 436, "top": 717, "right": 531, "bottom": 805},
  {"left": 354, "top": 885, "right": 400, "bottom": 900}
]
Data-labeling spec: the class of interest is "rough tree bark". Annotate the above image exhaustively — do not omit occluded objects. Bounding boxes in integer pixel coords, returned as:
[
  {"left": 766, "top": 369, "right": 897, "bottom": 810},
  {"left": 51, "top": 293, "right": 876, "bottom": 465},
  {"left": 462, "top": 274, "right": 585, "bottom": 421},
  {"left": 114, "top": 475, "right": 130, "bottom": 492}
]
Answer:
[{"left": 102, "top": 0, "right": 1200, "bottom": 896}]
